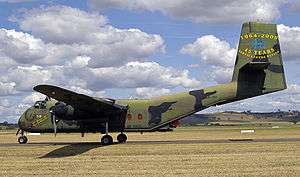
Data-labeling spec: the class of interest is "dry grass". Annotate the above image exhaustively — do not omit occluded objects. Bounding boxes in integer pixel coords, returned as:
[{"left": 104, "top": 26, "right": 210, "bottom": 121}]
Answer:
[{"left": 0, "top": 125, "right": 299, "bottom": 177}]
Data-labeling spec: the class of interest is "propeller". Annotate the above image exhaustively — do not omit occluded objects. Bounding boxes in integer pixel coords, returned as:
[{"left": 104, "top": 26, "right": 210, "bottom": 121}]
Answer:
[
  {"left": 49, "top": 109, "right": 57, "bottom": 136},
  {"left": 49, "top": 101, "right": 72, "bottom": 137}
]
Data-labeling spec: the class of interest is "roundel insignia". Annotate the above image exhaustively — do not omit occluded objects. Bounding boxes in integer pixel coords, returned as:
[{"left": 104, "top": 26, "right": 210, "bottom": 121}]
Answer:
[{"left": 252, "top": 38, "right": 265, "bottom": 49}]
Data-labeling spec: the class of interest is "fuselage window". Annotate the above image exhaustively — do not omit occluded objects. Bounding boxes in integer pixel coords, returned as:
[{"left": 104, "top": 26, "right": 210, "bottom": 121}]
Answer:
[
  {"left": 138, "top": 114, "right": 143, "bottom": 120},
  {"left": 34, "top": 101, "right": 46, "bottom": 109},
  {"left": 127, "top": 114, "right": 132, "bottom": 121}
]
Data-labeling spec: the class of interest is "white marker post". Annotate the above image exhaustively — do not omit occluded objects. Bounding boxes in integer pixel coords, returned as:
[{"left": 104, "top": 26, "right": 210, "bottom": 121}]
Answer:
[{"left": 241, "top": 130, "right": 255, "bottom": 133}]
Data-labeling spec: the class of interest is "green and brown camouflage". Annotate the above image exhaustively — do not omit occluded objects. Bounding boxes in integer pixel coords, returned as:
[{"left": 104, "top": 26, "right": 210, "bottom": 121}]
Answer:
[{"left": 18, "top": 22, "right": 286, "bottom": 137}]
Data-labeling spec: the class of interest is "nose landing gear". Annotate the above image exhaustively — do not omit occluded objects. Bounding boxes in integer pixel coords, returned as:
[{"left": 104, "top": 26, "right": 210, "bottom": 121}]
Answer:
[
  {"left": 16, "top": 129, "right": 28, "bottom": 144},
  {"left": 18, "top": 136, "right": 28, "bottom": 144}
]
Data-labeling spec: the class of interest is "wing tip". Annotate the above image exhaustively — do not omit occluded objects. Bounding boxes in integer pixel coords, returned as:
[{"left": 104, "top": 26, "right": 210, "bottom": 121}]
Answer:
[{"left": 33, "top": 84, "right": 57, "bottom": 92}]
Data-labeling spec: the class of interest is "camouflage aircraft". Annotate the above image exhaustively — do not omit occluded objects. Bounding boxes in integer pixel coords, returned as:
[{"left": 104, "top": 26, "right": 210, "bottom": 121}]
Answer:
[{"left": 17, "top": 22, "right": 286, "bottom": 145}]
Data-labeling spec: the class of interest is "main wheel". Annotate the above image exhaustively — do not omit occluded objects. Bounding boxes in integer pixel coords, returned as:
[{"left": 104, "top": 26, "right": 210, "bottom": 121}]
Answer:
[
  {"left": 117, "top": 133, "right": 127, "bottom": 143},
  {"left": 101, "top": 135, "right": 113, "bottom": 145},
  {"left": 18, "top": 136, "right": 28, "bottom": 144}
]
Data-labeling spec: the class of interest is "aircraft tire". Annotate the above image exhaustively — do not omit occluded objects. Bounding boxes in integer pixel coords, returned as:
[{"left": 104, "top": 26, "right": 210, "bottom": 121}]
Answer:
[
  {"left": 117, "top": 133, "right": 127, "bottom": 143},
  {"left": 18, "top": 136, "right": 28, "bottom": 144},
  {"left": 101, "top": 135, "right": 113, "bottom": 145}
]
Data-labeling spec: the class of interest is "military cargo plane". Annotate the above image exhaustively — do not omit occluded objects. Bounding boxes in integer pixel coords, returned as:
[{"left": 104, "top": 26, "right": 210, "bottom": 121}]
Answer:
[{"left": 17, "top": 22, "right": 287, "bottom": 145}]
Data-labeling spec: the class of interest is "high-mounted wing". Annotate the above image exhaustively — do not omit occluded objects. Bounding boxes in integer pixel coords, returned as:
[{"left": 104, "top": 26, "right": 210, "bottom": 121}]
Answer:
[{"left": 33, "top": 85, "right": 127, "bottom": 114}]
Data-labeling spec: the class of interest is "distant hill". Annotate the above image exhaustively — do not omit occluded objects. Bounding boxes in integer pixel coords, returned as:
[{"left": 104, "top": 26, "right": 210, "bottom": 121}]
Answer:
[
  {"left": 0, "top": 122, "right": 18, "bottom": 130},
  {"left": 180, "top": 110, "right": 300, "bottom": 126}
]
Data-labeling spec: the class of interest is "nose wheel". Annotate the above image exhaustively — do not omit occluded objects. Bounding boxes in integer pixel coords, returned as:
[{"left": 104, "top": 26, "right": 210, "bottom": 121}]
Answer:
[
  {"left": 18, "top": 136, "right": 28, "bottom": 144},
  {"left": 17, "top": 129, "right": 28, "bottom": 144}
]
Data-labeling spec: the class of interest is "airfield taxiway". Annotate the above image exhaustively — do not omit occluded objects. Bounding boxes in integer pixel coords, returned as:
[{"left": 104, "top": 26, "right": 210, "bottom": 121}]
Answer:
[{"left": 1, "top": 138, "right": 300, "bottom": 147}]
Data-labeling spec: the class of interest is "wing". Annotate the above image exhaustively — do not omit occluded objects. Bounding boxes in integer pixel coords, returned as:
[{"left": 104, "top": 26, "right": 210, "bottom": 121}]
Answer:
[{"left": 33, "top": 85, "right": 127, "bottom": 114}]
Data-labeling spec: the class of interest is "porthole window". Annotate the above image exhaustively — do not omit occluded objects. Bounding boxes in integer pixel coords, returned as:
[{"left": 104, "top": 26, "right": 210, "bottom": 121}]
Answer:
[
  {"left": 138, "top": 114, "right": 143, "bottom": 120},
  {"left": 127, "top": 114, "right": 132, "bottom": 120}
]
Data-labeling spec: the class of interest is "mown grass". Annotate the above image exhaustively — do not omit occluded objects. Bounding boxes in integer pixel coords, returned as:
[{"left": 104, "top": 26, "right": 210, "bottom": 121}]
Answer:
[{"left": 0, "top": 125, "right": 299, "bottom": 177}]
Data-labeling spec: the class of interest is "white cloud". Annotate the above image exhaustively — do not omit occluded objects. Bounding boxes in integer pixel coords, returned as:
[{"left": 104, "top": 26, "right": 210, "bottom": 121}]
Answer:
[
  {"left": 15, "top": 6, "right": 107, "bottom": 44},
  {"left": 0, "top": 82, "right": 17, "bottom": 96},
  {"left": 22, "top": 92, "right": 46, "bottom": 104},
  {"left": 135, "top": 87, "right": 171, "bottom": 98},
  {"left": 88, "top": 0, "right": 286, "bottom": 23},
  {"left": 0, "top": 28, "right": 80, "bottom": 65},
  {"left": 67, "top": 86, "right": 106, "bottom": 97},
  {"left": 181, "top": 35, "right": 236, "bottom": 83},
  {"left": 278, "top": 24, "right": 300, "bottom": 61},
  {"left": 209, "top": 66, "right": 233, "bottom": 84},
  {"left": 0, "top": 60, "right": 200, "bottom": 95},
  {"left": 83, "top": 61, "right": 201, "bottom": 90},
  {"left": 2, "top": 65, "right": 52, "bottom": 92},
  {"left": 0, "top": 99, "right": 10, "bottom": 107},
  {"left": 181, "top": 24, "right": 300, "bottom": 84},
  {"left": 288, "top": 84, "right": 300, "bottom": 94},
  {"left": 8, "top": 6, "right": 165, "bottom": 68},
  {"left": 181, "top": 35, "right": 236, "bottom": 67}
]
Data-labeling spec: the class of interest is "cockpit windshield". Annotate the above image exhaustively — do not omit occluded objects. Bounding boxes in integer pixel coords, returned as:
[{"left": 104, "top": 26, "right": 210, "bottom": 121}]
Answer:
[{"left": 34, "top": 101, "right": 46, "bottom": 109}]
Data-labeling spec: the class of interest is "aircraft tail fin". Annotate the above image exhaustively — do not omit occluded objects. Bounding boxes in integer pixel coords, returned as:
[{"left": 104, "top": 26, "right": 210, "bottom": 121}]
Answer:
[{"left": 232, "top": 22, "right": 287, "bottom": 99}]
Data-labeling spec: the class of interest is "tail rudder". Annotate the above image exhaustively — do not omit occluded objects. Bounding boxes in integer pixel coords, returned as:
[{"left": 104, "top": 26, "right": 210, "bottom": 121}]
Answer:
[{"left": 232, "top": 22, "right": 287, "bottom": 99}]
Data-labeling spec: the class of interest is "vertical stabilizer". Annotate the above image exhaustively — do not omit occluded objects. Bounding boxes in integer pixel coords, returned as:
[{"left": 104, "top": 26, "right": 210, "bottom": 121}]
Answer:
[{"left": 232, "top": 22, "right": 286, "bottom": 99}]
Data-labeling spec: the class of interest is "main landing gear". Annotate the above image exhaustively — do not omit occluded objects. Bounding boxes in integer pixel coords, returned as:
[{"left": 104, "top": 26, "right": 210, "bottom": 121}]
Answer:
[
  {"left": 117, "top": 133, "right": 127, "bottom": 143},
  {"left": 100, "top": 122, "right": 127, "bottom": 145},
  {"left": 16, "top": 129, "right": 28, "bottom": 144}
]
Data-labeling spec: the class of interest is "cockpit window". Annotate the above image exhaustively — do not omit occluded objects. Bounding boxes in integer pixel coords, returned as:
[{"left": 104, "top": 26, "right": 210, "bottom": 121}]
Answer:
[{"left": 34, "top": 101, "right": 46, "bottom": 109}]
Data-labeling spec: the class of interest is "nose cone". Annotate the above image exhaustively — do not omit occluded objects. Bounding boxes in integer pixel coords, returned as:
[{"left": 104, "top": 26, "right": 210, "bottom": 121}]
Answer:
[{"left": 18, "top": 112, "right": 27, "bottom": 130}]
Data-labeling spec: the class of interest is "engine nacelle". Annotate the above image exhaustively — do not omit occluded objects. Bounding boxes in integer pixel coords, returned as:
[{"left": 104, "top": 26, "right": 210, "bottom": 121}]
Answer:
[{"left": 51, "top": 102, "right": 74, "bottom": 120}]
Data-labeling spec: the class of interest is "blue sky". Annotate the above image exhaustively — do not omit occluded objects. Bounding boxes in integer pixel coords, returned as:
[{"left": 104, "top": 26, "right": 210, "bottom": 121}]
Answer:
[{"left": 0, "top": 0, "right": 300, "bottom": 122}]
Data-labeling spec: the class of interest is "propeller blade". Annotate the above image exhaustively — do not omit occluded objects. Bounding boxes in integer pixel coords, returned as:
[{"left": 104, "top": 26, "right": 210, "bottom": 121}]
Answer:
[{"left": 51, "top": 113, "right": 57, "bottom": 137}]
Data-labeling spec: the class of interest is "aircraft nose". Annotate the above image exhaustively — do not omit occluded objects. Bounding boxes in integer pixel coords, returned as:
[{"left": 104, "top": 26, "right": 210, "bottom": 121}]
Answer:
[{"left": 18, "top": 112, "right": 27, "bottom": 130}]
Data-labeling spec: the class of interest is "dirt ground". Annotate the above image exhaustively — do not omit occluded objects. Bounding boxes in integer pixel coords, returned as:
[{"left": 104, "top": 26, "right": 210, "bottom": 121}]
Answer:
[{"left": 0, "top": 124, "right": 299, "bottom": 177}]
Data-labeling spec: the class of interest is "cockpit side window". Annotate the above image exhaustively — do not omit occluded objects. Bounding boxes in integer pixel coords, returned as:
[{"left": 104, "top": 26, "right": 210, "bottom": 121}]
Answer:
[{"left": 34, "top": 101, "right": 46, "bottom": 109}]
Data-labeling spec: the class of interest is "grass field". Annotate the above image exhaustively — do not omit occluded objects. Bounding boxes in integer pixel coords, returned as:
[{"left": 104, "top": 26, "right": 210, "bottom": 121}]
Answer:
[{"left": 0, "top": 123, "right": 299, "bottom": 177}]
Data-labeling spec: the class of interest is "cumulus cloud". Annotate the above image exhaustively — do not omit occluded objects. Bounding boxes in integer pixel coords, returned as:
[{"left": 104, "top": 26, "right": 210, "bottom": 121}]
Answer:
[
  {"left": 15, "top": 6, "right": 108, "bottom": 44},
  {"left": 88, "top": 0, "right": 286, "bottom": 23},
  {"left": 180, "top": 23, "right": 300, "bottom": 84},
  {"left": 0, "top": 5, "right": 200, "bottom": 121},
  {"left": 135, "top": 87, "right": 171, "bottom": 98},
  {"left": 10, "top": 6, "right": 165, "bottom": 68},
  {"left": 181, "top": 35, "right": 236, "bottom": 83},
  {"left": 2, "top": 66, "right": 52, "bottom": 92},
  {"left": 209, "top": 67, "right": 233, "bottom": 84},
  {"left": 22, "top": 92, "right": 46, "bottom": 104},
  {"left": 181, "top": 35, "right": 236, "bottom": 67},
  {"left": 0, "top": 82, "right": 17, "bottom": 96},
  {"left": 68, "top": 61, "right": 201, "bottom": 90},
  {"left": 0, "top": 6, "right": 199, "bottom": 100},
  {"left": 278, "top": 24, "right": 300, "bottom": 61},
  {"left": 0, "top": 28, "right": 81, "bottom": 65}
]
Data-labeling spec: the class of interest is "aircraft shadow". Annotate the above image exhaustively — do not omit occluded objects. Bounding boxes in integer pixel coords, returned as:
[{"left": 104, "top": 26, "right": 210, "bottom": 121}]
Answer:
[{"left": 39, "top": 142, "right": 118, "bottom": 158}]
